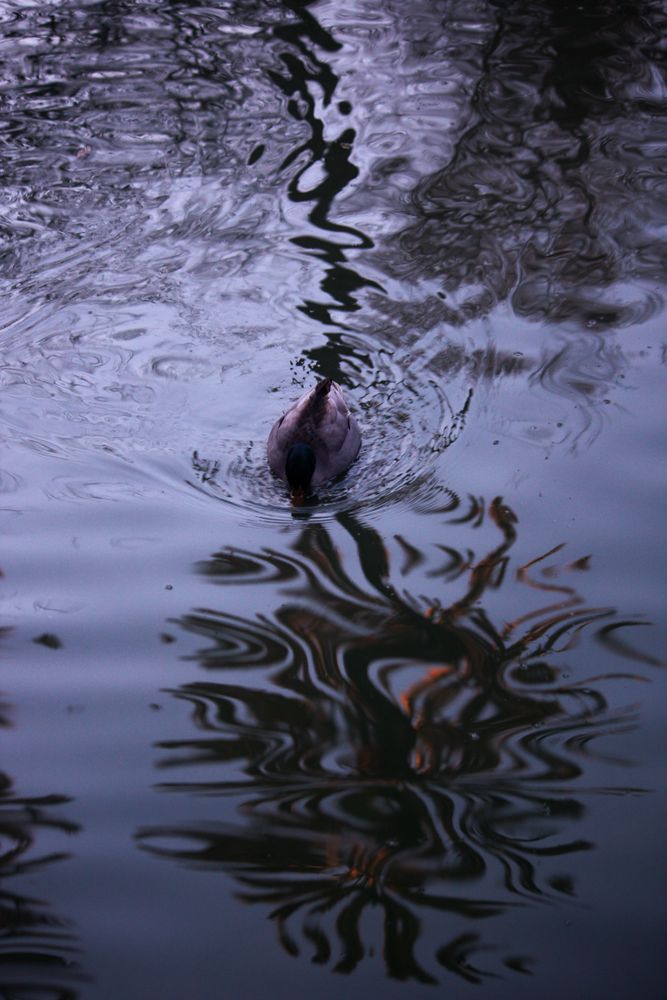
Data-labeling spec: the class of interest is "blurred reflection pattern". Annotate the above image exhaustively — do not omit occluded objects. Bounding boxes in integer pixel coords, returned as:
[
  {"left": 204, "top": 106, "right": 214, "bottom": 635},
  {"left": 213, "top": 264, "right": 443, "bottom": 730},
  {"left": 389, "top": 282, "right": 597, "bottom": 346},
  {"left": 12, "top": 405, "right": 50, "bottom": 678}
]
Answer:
[
  {"left": 371, "top": 0, "right": 667, "bottom": 327},
  {"left": 0, "top": 728, "right": 83, "bottom": 998},
  {"left": 139, "top": 499, "right": 649, "bottom": 982}
]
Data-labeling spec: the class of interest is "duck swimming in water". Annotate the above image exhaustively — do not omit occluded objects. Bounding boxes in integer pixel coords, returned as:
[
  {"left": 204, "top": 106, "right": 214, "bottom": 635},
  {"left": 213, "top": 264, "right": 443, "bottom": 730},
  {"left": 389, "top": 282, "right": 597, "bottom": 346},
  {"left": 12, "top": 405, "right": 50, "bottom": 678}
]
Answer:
[{"left": 267, "top": 378, "right": 361, "bottom": 494}]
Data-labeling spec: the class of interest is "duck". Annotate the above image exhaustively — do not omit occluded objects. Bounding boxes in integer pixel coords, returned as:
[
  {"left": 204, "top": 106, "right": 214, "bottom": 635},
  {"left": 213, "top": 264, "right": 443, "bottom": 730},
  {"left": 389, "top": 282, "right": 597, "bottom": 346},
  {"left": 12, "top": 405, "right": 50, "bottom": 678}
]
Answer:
[{"left": 267, "top": 378, "right": 361, "bottom": 494}]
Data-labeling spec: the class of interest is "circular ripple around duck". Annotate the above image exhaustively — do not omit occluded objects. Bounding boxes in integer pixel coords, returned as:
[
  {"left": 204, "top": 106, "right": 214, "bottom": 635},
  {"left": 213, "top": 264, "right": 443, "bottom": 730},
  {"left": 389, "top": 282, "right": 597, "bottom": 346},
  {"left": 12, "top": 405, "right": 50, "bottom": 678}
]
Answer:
[{"left": 186, "top": 346, "right": 471, "bottom": 524}]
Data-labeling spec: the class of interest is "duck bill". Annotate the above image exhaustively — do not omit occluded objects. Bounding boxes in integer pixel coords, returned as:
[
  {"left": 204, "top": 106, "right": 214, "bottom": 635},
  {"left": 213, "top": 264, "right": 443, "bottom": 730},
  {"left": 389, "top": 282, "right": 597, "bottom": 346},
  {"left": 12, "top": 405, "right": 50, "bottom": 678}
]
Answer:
[{"left": 290, "top": 486, "right": 307, "bottom": 506}]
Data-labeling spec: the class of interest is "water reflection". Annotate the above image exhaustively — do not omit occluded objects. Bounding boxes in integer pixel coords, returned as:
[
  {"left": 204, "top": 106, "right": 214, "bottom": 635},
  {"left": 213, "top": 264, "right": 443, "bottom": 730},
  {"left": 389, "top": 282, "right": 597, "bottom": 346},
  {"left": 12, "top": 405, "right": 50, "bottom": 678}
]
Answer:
[
  {"left": 139, "top": 501, "right": 647, "bottom": 982},
  {"left": 259, "top": 0, "right": 651, "bottom": 471},
  {"left": 0, "top": 754, "right": 83, "bottom": 998},
  {"left": 0, "top": 624, "right": 83, "bottom": 996},
  {"left": 376, "top": 0, "right": 667, "bottom": 327},
  {"left": 0, "top": 0, "right": 663, "bottom": 993},
  {"left": 1, "top": 0, "right": 646, "bottom": 528},
  {"left": 268, "top": 0, "right": 383, "bottom": 326}
]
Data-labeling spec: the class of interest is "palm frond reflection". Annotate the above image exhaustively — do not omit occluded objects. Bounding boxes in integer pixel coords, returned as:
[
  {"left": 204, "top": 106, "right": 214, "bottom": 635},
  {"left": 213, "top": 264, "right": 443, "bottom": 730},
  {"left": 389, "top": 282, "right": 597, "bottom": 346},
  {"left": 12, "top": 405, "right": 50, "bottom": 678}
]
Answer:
[{"left": 139, "top": 497, "right": 647, "bottom": 981}]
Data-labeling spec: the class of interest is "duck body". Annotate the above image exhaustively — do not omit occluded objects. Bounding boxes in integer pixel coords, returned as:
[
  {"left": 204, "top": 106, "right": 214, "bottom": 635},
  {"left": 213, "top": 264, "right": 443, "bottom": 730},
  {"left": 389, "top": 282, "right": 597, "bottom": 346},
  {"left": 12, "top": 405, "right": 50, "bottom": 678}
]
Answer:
[{"left": 267, "top": 378, "right": 361, "bottom": 491}]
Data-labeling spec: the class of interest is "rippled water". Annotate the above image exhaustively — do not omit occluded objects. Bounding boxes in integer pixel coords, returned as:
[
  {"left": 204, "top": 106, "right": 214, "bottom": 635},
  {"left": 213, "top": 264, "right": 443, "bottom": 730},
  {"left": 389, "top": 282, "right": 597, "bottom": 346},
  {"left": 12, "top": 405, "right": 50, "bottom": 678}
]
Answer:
[{"left": 1, "top": 1, "right": 665, "bottom": 997}]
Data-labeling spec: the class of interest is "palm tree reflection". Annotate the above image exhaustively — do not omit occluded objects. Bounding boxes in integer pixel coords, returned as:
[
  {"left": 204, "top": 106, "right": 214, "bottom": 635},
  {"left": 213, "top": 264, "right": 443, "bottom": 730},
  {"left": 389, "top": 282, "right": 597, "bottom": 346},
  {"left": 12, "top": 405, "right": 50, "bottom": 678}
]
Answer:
[{"left": 139, "top": 497, "right": 646, "bottom": 982}]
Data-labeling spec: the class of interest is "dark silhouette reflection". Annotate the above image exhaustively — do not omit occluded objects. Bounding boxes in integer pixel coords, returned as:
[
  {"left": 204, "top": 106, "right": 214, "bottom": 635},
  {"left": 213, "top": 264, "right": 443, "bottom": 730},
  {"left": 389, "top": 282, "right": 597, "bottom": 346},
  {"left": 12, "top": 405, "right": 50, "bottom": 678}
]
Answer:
[
  {"left": 0, "top": 770, "right": 84, "bottom": 998},
  {"left": 268, "top": 1, "right": 383, "bottom": 324},
  {"left": 139, "top": 499, "right": 649, "bottom": 982},
  {"left": 0, "top": 631, "right": 84, "bottom": 997}
]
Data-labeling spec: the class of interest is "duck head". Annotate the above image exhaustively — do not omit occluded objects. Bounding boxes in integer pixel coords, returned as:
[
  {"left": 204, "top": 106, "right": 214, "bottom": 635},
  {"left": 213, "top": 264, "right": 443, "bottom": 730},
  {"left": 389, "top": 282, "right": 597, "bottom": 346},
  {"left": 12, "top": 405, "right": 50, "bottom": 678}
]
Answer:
[{"left": 285, "top": 442, "right": 316, "bottom": 494}]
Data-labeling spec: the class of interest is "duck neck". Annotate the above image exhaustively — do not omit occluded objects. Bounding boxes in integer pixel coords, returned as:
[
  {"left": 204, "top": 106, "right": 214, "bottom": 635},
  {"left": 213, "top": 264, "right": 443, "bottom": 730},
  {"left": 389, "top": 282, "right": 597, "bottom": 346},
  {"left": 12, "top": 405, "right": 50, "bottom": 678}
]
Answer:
[{"left": 286, "top": 443, "right": 316, "bottom": 491}]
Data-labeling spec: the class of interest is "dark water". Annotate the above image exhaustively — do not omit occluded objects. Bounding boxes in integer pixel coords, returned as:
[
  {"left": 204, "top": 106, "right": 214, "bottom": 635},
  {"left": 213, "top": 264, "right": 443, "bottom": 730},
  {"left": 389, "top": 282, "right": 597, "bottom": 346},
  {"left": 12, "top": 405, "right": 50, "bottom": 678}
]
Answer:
[{"left": 1, "top": 1, "right": 665, "bottom": 997}]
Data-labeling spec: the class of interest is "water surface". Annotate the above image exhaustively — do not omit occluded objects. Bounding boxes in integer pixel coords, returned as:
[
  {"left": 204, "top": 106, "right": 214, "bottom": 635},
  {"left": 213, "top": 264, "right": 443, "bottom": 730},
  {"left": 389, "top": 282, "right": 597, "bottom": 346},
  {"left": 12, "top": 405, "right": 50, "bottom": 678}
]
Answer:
[{"left": 1, "top": 1, "right": 665, "bottom": 997}]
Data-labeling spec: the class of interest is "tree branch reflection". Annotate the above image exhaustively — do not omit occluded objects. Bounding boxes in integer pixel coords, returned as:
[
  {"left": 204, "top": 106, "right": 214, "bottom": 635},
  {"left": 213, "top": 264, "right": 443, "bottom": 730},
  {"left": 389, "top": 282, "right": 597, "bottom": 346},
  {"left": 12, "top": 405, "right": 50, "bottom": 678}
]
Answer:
[
  {"left": 139, "top": 499, "right": 648, "bottom": 982},
  {"left": 0, "top": 769, "right": 84, "bottom": 999}
]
